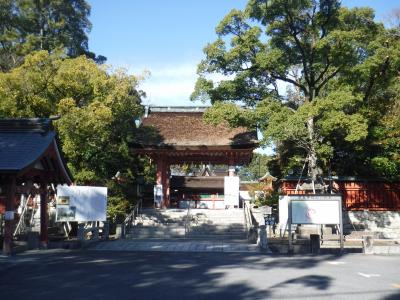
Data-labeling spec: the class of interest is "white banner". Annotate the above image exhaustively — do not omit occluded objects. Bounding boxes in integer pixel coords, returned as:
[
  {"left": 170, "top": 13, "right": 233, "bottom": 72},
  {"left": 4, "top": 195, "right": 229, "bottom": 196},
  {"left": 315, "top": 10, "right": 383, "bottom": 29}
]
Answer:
[
  {"left": 224, "top": 176, "right": 239, "bottom": 207},
  {"left": 56, "top": 185, "right": 107, "bottom": 222}
]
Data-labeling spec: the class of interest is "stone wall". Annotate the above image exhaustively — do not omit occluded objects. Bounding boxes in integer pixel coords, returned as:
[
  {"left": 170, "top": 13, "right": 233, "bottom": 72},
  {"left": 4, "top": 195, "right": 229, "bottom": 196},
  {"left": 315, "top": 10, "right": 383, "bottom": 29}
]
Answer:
[{"left": 344, "top": 211, "right": 400, "bottom": 239}]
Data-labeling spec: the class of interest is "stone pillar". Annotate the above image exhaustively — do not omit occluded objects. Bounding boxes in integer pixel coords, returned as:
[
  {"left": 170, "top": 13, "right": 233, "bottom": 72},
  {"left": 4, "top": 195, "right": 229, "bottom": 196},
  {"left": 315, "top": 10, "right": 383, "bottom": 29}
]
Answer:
[
  {"left": 116, "top": 224, "right": 126, "bottom": 239},
  {"left": 363, "top": 235, "right": 374, "bottom": 254},
  {"left": 3, "top": 176, "right": 16, "bottom": 255},
  {"left": 40, "top": 183, "right": 48, "bottom": 249},
  {"left": 257, "top": 225, "right": 268, "bottom": 251}
]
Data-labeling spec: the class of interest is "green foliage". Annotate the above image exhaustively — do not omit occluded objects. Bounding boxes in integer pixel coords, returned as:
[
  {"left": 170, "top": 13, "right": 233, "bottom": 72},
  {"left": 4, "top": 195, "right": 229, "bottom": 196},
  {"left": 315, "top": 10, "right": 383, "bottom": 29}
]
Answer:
[
  {"left": 194, "top": 0, "right": 400, "bottom": 179},
  {"left": 370, "top": 157, "right": 398, "bottom": 178},
  {"left": 0, "top": 0, "right": 102, "bottom": 71},
  {"left": 238, "top": 153, "right": 272, "bottom": 181},
  {"left": 255, "top": 191, "right": 279, "bottom": 208},
  {"left": 0, "top": 50, "right": 145, "bottom": 218},
  {"left": 107, "top": 195, "right": 130, "bottom": 223}
]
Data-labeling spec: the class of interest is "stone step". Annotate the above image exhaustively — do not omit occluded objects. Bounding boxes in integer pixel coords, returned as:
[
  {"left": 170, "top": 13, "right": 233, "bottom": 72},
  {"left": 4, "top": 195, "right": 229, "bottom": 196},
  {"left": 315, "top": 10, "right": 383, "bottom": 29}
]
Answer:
[
  {"left": 128, "top": 234, "right": 246, "bottom": 240},
  {"left": 133, "top": 225, "right": 245, "bottom": 233},
  {"left": 89, "top": 239, "right": 259, "bottom": 253},
  {"left": 129, "top": 208, "right": 247, "bottom": 241},
  {"left": 186, "top": 235, "right": 246, "bottom": 240},
  {"left": 189, "top": 226, "right": 245, "bottom": 232}
]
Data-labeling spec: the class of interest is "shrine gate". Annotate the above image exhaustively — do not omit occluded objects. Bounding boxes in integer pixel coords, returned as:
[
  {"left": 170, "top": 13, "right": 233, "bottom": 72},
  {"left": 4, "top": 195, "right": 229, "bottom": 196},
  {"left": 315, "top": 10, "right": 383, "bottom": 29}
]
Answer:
[{"left": 131, "top": 106, "right": 258, "bottom": 208}]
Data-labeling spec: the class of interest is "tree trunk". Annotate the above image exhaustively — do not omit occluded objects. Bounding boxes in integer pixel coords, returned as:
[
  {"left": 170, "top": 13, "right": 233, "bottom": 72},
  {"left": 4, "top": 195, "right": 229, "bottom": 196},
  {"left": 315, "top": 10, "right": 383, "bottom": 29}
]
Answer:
[{"left": 307, "top": 117, "right": 319, "bottom": 189}]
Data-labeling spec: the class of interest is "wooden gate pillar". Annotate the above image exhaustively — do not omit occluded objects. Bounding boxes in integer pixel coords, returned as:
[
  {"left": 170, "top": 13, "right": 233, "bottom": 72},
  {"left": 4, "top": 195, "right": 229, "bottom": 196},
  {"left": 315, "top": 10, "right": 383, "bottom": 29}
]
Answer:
[
  {"left": 156, "top": 155, "right": 170, "bottom": 208},
  {"left": 40, "top": 182, "right": 48, "bottom": 249},
  {"left": 3, "top": 176, "right": 16, "bottom": 255}
]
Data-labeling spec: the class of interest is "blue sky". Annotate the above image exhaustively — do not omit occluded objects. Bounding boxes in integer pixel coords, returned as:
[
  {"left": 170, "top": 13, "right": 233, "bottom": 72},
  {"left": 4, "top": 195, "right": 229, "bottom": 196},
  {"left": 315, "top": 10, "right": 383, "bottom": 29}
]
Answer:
[{"left": 88, "top": 1, "right": 399, "bottom": 107}]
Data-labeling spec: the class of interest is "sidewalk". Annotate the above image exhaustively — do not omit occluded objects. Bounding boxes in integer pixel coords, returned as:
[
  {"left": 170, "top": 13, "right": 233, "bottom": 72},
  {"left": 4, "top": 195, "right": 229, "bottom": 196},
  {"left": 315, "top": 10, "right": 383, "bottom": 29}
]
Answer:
[{"left": 88, "top": 239, "right": 260, "bottom": 253}]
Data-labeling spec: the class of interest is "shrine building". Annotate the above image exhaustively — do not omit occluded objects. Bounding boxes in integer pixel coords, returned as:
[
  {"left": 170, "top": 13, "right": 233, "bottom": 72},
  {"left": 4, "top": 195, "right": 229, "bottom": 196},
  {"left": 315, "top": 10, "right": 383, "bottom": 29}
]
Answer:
[
  {"left": 131, "top": 106, "right": 258, "bottom": 208},
  {"left": 0, "top": 118, "right": 72, "bottom": 255}
]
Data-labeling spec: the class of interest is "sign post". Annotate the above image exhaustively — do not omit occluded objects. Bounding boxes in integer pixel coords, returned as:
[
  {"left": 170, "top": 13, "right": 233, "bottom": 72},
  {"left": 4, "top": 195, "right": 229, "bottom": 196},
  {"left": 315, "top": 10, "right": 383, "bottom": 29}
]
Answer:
[
  {"left": 56, "top": 185, "right": 107, "bottom": 222},
  {"left": 286, "top": 195, "right": 343, "bottom": 253}
]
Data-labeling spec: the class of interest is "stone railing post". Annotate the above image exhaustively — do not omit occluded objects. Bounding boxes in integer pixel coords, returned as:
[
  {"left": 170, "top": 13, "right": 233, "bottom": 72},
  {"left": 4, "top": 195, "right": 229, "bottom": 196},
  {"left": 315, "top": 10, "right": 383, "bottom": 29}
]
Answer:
[
  {"left": 116, "top": 223, "right": 126, "bottom": 239},
  {"left": 257, "top": 225, "right": 268, "bottom": 251},
  {"left": 363, "top": 235, "right": 374, "bottom": 254}
]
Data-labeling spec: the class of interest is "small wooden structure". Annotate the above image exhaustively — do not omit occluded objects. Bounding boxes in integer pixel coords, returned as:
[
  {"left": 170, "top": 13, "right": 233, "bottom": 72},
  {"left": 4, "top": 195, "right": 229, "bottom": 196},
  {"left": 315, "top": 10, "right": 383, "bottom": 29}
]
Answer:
[
  {"left": 131, "top": 106, "right": 258, "bottom": 207},
  {"left": 0, "top": 118, "right": 72, "bottom": 254}
]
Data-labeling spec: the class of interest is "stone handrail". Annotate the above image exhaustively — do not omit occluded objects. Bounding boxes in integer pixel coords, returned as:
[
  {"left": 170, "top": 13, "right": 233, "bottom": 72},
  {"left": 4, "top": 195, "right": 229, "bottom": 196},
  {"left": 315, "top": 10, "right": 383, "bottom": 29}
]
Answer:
[
  {"left": 244, "top": 200, "right": 269, "bottom": 251},
  {"left": 243, "top": 200, "right": 257, "bottom": 242},
  {"left": 124, "top": 198, "right": 143, "bottom": 230},
  {"left": 184, "top": 203, "right": 191, "bottom": 237}
]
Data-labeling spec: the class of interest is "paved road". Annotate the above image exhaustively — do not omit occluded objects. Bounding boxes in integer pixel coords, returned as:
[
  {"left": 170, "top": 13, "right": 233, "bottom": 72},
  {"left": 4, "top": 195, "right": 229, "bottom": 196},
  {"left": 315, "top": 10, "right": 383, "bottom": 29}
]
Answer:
[{"left": 1, "top": 249, "right": 399, "bottom": 300}]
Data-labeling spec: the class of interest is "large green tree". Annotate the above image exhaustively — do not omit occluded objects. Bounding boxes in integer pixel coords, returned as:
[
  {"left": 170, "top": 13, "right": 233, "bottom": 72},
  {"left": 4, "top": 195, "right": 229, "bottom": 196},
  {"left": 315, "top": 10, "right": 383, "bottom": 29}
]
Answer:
[
  {"left": 192, "top": 0, "right": 400, "bottom": 181},
  {"left": 0, "top": 0, "right": 104, "bottom": 71},
  {"left": 0, "top": 51, "right": 145, "bottom": 220}
]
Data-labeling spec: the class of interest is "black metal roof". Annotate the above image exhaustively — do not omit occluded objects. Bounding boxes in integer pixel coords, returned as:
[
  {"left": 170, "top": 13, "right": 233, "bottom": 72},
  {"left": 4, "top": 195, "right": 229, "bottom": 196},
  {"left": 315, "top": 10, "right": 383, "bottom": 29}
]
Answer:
[{"left": 0, "top": 118, "right": 57, "bottom": 173}]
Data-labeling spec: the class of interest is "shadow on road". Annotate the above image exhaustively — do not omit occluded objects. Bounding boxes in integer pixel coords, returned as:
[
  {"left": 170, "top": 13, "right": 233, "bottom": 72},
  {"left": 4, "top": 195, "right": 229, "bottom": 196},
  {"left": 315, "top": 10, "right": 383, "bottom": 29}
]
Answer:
[{"left": 0, "top": 250, "right": 394, "bottom": 299}]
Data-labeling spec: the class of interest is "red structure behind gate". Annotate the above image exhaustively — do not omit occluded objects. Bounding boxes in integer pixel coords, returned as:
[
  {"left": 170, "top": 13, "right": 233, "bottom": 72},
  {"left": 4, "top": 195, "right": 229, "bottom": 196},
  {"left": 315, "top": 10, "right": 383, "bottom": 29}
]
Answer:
[{"left": 281, "top": 177, "right": 400, "bottom": 211}]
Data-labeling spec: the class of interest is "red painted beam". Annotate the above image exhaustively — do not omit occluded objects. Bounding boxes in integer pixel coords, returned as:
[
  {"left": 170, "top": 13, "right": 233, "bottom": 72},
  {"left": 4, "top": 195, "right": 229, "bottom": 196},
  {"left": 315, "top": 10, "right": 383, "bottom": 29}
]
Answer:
[{"left": 2, "top": 176, "right": 16, "bottom": 255}]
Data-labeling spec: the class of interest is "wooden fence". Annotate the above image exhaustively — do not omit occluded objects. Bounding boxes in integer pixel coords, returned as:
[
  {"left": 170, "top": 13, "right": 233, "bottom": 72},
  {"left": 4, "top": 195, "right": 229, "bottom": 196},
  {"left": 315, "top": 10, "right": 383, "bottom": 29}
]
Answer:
[{"left": 281, "top": 179, "right": 400, "bottom": 211}]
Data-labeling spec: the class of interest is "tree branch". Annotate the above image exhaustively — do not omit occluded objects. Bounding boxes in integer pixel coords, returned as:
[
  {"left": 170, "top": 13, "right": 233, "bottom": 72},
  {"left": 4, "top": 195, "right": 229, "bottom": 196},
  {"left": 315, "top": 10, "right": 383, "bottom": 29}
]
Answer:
[
  {"left": 314, "top": 57, "right": 331, "bottom": 85},
  {"left": 284, "top": 6, "right": 311, "bottom": 87},
  {"left": 315, "top": 67, "right": 341, "bottom": 95},
  {"left": 271, "top": 73, "right": 308, "bottom": 95}
]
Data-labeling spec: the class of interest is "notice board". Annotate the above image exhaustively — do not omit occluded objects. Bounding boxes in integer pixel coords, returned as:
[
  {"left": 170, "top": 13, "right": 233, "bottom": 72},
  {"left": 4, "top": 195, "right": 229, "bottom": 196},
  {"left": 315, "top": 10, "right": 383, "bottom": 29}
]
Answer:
[{"left": 56, "top": 185, "right": 107, "bottom": 222}]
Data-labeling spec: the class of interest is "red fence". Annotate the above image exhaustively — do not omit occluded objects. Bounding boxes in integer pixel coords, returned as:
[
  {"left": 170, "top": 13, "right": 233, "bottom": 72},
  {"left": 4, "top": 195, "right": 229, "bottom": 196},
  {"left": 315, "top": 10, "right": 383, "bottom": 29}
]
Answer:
[{"left": 281, "top": 179, "right": 400, "bottom": 211}]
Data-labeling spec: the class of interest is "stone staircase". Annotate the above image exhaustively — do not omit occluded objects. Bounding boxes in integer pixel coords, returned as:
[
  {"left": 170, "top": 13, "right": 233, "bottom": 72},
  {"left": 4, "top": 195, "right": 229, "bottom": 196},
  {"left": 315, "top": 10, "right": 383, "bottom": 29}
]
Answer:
[{"left": 127, "top": 208, "right": 246, "bottom": 241}]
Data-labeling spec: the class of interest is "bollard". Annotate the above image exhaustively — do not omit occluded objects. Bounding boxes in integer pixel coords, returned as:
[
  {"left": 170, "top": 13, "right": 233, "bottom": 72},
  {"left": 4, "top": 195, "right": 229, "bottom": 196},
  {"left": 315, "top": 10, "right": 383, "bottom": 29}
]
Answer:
[
  {"left": 310, "top": 234, "right": 320, "bottom": 254},
  {"left": 362, "top": 235, "right": 374, "bottom": 254},
  {"left": 27, "top": 231, "right": 40, "bottom": 250},
  {"left": 77, "top": 223, "right": 85, "bottom": 241},
  {"left": 92, "top": 228, "right": 99, "bottom": 240},
  {"left": 116, "top": 224, "right": 126, "bottom": 239},
  {"left": 103, "top": 221, "right": 110, "bottom": 240}
]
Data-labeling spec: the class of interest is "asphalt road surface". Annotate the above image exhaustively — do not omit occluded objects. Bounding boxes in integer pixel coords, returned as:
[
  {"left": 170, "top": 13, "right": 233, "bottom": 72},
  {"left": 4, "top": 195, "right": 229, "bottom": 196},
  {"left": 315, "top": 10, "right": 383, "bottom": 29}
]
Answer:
[{"left": 1, "top": 249, "right": 399, "bottom": 300}]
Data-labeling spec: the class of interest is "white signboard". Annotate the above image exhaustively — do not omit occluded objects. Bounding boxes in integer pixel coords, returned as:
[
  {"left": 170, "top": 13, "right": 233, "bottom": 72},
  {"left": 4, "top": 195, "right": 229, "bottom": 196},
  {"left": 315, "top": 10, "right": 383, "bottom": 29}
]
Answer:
[
  {"left": 289, "top": 195, "right": 342, "bottom": 225},
  {"left": 56, "top": 185, "right": 107, "bottom": 222},
  {"left": 286, "top": 194, "right": 344, "bottom": 252},
  {"left": 224, "top": 176, "right": 239, "bottom": 207}
]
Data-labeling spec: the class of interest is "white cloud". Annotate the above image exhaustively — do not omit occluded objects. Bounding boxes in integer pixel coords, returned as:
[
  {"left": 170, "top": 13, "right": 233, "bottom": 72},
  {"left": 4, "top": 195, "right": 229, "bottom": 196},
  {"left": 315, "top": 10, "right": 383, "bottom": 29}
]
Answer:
[
  {"left": 127, "top": 62, "right": 290, "bottom": 106},
  {"left": 130, "top": 62, "right": 208, "bottom": 106}
]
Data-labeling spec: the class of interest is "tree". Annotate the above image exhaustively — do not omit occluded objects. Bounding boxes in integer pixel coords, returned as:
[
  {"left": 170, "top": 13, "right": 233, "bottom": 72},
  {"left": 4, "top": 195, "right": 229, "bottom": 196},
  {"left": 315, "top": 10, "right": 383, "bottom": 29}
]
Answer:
[
  {"left": 0, "top": 0, "right": 22, "bottom": 70},
  {"left": 238, "top": 152, "right": 271, "bottom": 181},
  {"left": 193, "top": 0, "right": 400, "bottom": 182},
  {"left": 0, "top": 0, "right": 103, "bottom": 71},
  {"left": 0, "top": 50, "right": 145, "bottom": 219}
]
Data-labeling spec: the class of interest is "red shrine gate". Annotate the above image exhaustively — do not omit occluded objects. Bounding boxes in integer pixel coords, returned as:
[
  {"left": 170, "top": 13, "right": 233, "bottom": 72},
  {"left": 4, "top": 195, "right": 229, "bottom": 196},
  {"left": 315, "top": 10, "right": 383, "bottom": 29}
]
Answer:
[{"left": 132, "top": 106, "right": 259, "bottom": 208}]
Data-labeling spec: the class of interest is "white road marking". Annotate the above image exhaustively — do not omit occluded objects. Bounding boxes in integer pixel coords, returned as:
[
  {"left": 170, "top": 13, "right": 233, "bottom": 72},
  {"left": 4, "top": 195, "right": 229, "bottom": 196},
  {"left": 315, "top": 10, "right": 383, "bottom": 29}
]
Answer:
[
  {"left": 327, "top": 261, "right": 345, "bottom": 265},
  {"left": 358, "top": 272, "right": 381, "bottom": 278}
]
